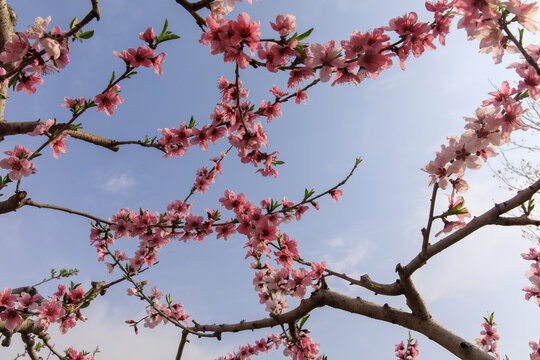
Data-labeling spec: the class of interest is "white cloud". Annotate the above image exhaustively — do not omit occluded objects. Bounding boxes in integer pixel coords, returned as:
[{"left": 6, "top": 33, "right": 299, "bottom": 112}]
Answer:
[{"left": 99, "top": 172, "right": 136, "bottom": 195}]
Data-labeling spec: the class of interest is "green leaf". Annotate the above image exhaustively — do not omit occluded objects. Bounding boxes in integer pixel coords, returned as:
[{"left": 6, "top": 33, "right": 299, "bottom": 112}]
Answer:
[
  {"left": 187, "top": 115, "right": 196, "bottom": 129},
  {"left": 303, "top": 188, "right": 314, "bottom": 201},
  {"left": 69, "top": 17, "right": 78, "bottom": 30},
  {"left": 157, "top": 34, "right": 180, "bottom": 43},
  {"left": 355, "top": 157, "right": 363, "bottom": 166},
  {"left": 109, "top": 71, "right": 116, "bottom": 86},
  {"left": 299, "top": 314, "right": 310, "bottom": 329},
  {"left": 160, "top": 19, "right": 169, "bottom": 37},
  {"left": 0, "top": 93, "right": 8, "bottom": 99},
  {"left": 79, "top": 30, "right": 94, "bottom": 40},
  {"left": 295, "top": 28, "right": 314, "bottom": 41}
]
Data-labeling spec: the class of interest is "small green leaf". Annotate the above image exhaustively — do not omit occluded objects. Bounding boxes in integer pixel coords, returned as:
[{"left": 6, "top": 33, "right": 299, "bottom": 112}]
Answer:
[
  {"left": 109, "top": 71, "right": 116, "bottom": 85},
  {"left": 299, "top": 314, "right": 310, "bottom": 329},
  {"left": 69, "top": 17, "right": 78, "bottom": 30},
  {"left": 157, "top": 34, "right": 180, "bottom": 43},
  {"left": 295, "top": 28, "right": 314, "bottom": 41},
  {"left": 79, "top": 30, "right": 94, "bottom": 39},
  {"left": 160, "top": 19, "right": 169, "bottom": 37},
  {"left": 187, "top": 115, "right": 196, "bottom": 129}
]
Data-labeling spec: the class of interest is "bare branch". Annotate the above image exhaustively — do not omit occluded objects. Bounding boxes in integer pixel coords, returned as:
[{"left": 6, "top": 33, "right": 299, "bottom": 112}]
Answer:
[
  {"left": 396, "top": 264, "right": 430, "bottom": 319},
  {"left": 0, "top": 191, "right": 26, "bottom": 214},
  {"left": 24, "top": 199, "right": 111, "bottom": 224},
  {"left": 0, "top": 0, "right": 15, "bottom": 124},
  {"left": 191, "top": 289, "right": 495, "bottom": 360},
  {"left": 175, "top": 331, "right": 189, "bottom": 360},
  {"left": 402, "top": 178, "right": 540, "bottom": 278},
  {"left": 421, "top": 183, "right": 439, "bottom": 259},
  {"left": 175, "top": 0, "right": 209, "bottom": 30},
  {"left": 490, "top": 215, "right": 540, "bottom": 226},
  {"left": 20, "top": 333, "right": 40, "bottom": 360}
]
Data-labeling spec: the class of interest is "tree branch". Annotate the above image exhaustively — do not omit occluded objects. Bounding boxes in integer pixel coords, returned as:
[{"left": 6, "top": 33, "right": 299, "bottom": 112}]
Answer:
[
  {"left": 396, "top": 264, "right": 430, "bottom": 319},
  {"left": 175, "top": 0, "right": 208, "bottom": 30},
  {"left": 20, "top": 333, "right": 40, "bottom": 360},
  {"left": 175, "top": 331, "right": 189, "bottom": 360},
  {"left": 0, "top": 0, "right": 15, "bottom": 125},
  {"left": 191, "top": 289, "right": 495, "bottom": 360},
  {"left": 0, "top": 191, "right": 26, "bottom": 214},
  {"left": 490, "top": 215, "right": 540, "bottom": 226},
  {"left": 24, "top": 199, "right": 111, "bottom": 224},
  {"left": 402, "top": 178, "right": 540, "bottom": 278}
]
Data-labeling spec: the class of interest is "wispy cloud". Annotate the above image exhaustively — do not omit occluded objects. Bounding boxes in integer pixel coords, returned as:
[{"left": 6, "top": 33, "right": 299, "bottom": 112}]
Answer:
[{"left": 97, "top": 172, "right": 136, "bottom": 195}]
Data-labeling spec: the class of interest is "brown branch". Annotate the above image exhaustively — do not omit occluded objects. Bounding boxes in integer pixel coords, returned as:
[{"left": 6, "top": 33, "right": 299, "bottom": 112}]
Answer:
[
  {"left": 175, "top": 331, "right": 189, "bottom": 360},
  {"left": 191, "top": 289, "right": 495, "bottom": 360},
  {"left": 20, "top": 333, "right": 40, "bottom": 360},
  {"left": 56, "top": 0, "right": 100, "bottom": 40},
  {"left": 499, "top": 19, "right": 540, "bottom": 76},
  {"left": 396, "top": 264, "right": 430, "bottom": 319},
  {"left": 401, "top": 178, "right": 540, "bottom": 278},
  {"left": 490, "top": 215, "right": 540, "bottom": 226},
  {"left": 324, "top": 269, "right": 402, "bottom": 296},
  {"left": 24, "top": 199, "right": 111, "bottom": 224},
  {"left": 41, "top": 337, "right": 66, "bottom": 360},
  {"left": 0, "top": 191, "right": 26, "bottom": 214},
  {"left": 421, "top": 183, "right": 439, "bottom": 260},
  {"left": 175, "top": 0, "right": 208, "bottom": 30},
  {"left": 0, "top": 0, "right": 15, "bottom": 124}
]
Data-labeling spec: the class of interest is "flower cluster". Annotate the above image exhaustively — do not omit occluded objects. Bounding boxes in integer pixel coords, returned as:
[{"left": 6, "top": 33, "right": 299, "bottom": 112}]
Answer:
[
  {"left": 157, "top": 76, "right": 283, "bottom": 176},
  {"left": 0, "top": 145, "right": 36, "bottom": 180},
  {"left": 0, "top": 284, "right": 92, "bottom": 335},
  {"left": 219, "top": 331, "right": 322, "bottom": 360},
  {"left": 521, "top": 247, "right": 540, "bottom": 306},
  {"left": 475, "top": 313, "right": 500, "bottom": 359},
  {"left": 0, "top": 16, "right": 71, "bottom": 94},
  {"left": 395, "top": 335, "right": 419, "bottom": 360}
]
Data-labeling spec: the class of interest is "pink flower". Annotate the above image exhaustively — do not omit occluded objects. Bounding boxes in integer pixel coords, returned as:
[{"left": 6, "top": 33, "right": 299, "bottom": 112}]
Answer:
[
  {"left": 330, "top": 189, "right": 343, "bottom": 202},
  {"left": 139, "top": 27, "right": 156, "bottom": 43},
  {"left": 95, "top": 84, "right": 124, "bottom": 116},
  {"left": 27, "top": 118, "right": 55, "bottom": 136},
  {"left": 15, "top": 73, "right": 44, "bottom": 94},
  {"left": 38, "top": 298, "right": 65, "bottom": 328},
  {"left": 0, "top": 33, "right": 29, "bottom": 65},
  {"left": 304, "top": 41, "right": 345, "bottom": 83},
  {"left": 530, "top": 340, "right": 540, "bottom": 360},
  {"left": 153, "top": 52, "right": 167, "bottom": 75},
  {"left": 66, "top": 286, "right": 85, "bottom": 303},
  {"left": 270, "top": 14, "right": 296, "bottom": 37},
  {"left": 62, "top": 97, "right": 86, "bottom": 110},
  {"left": 0, "top": 308, "right": 23, "bottom": 331},
  {"left": 0, "top": 145, "right": 35, "bottom": 180},
  {"left": 50, "top": 133, "right": 69, "bottom": 159},
  {"left": 295, "top": 89, "right": 308, "bottom": 104}
]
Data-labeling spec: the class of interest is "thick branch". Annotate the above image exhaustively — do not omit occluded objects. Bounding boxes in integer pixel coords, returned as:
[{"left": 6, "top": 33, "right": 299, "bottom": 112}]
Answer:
[
  {"left": 0, "top": 191, "right": 26, "bottom": 214},
  {"left": 490, "top": 215, "right": 540, "bottom": 226},
  {"left": 175, "top": 331, "right": 189, "bottom": 360},
  {"left": 20, "top": 333, "right": 40, "bottom": 360},
  {"left": 402, "top": 178, "right": 540, "bottom": 278},
  {"left": 175, "top": 0, "right": 208, "bottom": 30},
  {"left": 191, "top": 289, "right": 494, "bottom": 360},
  {"left": 0, "top": 0, "right": 15, "bottom": 124},
  {"left": 396, "top": 264, "right": 430, "bottom": 319}
]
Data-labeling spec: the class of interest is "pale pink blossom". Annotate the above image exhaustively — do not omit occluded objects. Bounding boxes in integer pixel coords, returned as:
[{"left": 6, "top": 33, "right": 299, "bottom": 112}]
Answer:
[{"left": 95, "top": 84, "right": 124, "bottom": 116}]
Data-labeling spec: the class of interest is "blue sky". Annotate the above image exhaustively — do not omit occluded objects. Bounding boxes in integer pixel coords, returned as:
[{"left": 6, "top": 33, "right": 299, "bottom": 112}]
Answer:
[{"left": 1, "top": 1, "right": 539, "bottom": 359}]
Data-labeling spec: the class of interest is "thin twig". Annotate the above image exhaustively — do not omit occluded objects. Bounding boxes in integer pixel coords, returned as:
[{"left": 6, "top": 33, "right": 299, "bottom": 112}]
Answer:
[{"left": 24, "top": 199, "right": 110, "bottom": 224}]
